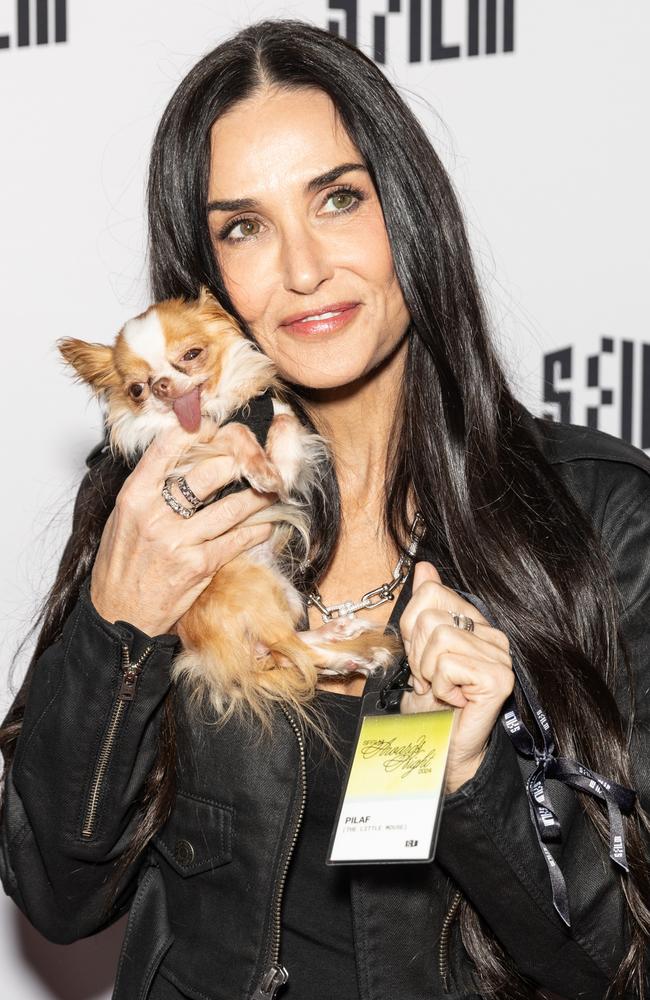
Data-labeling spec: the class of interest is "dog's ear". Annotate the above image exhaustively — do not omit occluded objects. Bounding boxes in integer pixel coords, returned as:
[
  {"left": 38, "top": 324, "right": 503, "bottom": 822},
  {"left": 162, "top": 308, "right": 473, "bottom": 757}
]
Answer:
[
  {"left": 57, "top": 338, "right": 118, "bottom": 391},
  {"left": 196, "top": 284, "right": 231, "bottom": 320}
]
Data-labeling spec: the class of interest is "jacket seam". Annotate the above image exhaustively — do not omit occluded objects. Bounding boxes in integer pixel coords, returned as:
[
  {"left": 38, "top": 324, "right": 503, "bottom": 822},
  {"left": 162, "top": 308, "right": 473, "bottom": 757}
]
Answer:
[
  {"left": 174, "top": 788, "right": 234, "bottom": 813},
  {"left": 159, "top": 962, "right": 214, "bottom": 1000},
  {"left": 532, "top": 414, "right": 650, "bottom": 476},
  {"left": 138, "top": 931, "right": 174, "bottom": 1000},
  {"left": 548, "top": 452, "right": 650, "bottom": 470},
  {"left": 113, "top": 864, "right": 159, "bottom": 990}
]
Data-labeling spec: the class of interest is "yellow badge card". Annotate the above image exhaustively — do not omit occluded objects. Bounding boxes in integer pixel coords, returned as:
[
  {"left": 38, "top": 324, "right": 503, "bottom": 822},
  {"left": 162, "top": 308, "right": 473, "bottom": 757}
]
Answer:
[{"left": 327, "top": 701, "right": 456, "bottom": 864}]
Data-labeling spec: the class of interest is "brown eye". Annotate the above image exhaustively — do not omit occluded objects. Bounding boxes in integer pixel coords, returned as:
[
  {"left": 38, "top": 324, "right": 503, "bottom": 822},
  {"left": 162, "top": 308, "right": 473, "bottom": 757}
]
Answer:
[
  {"left": 182, "top": 348, "right": 203, "bottom": 362},
  {"left": 129, "top": 383, "right": 145, "bottom": 400}
]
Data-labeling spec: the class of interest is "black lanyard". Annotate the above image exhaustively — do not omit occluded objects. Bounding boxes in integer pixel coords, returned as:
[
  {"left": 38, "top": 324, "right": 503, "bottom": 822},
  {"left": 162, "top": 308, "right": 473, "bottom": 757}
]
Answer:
[{"left": 378, "top": 589, "right": 636, "bottom": 927}]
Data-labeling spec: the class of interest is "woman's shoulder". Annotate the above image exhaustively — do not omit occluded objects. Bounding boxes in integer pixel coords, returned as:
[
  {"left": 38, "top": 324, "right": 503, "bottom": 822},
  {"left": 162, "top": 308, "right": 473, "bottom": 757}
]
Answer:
[
  {"left": 517, "top": 407, "right": 650, "bottom": 620},
  {"left": 519, "top": 409, "right": 650, "bottom": 581},
  {"left": 519, "top": 407, "right": 650, "bottom": 511},
  {"left": 520, "top": 407, "right": 650, "bottom": 478}
]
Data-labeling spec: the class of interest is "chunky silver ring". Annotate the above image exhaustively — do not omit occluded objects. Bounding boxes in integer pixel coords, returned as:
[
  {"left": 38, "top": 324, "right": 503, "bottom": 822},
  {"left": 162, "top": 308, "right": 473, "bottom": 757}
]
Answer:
[
  {"left": 162, "top": 478, "right": 196, "bottom": 519},
  {"left": 449, "top": 610, "right": 475, "bottom": 633},
  {"left": 175, "top": 475, "right": 202, "bottom": 511}
]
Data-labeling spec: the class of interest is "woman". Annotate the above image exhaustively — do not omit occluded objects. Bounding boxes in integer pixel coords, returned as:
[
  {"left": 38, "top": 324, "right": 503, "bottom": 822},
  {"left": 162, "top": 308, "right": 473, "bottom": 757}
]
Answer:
[{"left": 1, "top": 17, "right": 649, "bottom": 1000}]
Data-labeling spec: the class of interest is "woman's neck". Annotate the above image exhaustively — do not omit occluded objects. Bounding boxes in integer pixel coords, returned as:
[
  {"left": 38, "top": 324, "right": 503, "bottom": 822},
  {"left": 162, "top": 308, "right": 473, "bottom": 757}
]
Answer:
[{"left": 300, "top": 335, "right": 407, "bottom": 512}]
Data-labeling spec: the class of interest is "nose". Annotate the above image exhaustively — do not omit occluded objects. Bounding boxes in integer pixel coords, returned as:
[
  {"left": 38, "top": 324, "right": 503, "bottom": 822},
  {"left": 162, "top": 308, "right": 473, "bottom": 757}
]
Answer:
[
  {"left": 279, "top": 222, "right": 333, "bottom": 294},
  {"left": 151, "top": 377, "right": 173, "bottom": 400}
]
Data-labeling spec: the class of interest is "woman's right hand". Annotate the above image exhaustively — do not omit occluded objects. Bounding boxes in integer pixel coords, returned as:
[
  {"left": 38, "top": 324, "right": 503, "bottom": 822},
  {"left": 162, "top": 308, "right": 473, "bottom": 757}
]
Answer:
[{"left": 90, "top": 422, "right": 278, "bottom": 637}]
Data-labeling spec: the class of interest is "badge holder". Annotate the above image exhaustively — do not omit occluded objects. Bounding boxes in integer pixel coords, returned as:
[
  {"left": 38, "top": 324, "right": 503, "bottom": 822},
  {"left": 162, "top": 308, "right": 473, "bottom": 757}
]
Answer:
[{"left": 327, "top": 659, "right": 457, "bottom": 865}]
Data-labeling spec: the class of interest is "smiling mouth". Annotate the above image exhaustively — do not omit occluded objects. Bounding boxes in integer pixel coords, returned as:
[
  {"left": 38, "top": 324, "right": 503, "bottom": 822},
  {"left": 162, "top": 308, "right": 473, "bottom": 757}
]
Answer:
[
  {"left": 280, "top": 301, "right": 360, "bottom": 326},
  {"left": 279, "top": 304, "right": 361, "bottom": 337}
]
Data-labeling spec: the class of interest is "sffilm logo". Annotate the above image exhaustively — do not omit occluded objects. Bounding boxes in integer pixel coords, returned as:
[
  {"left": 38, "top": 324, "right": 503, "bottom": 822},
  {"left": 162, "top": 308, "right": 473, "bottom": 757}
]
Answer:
[
  {"left": 0, "top": 0, "right": 67, "bottom": 51},
  {"left": 543, "top": 338, "right": 650, "bottom": 452},
  {"left": 328, "top": 0, "right": 515, "bottom": 64}
]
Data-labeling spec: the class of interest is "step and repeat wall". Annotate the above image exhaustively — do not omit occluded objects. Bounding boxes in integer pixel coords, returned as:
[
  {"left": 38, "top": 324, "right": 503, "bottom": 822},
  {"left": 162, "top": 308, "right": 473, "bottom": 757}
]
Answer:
[{"left": 1, "top": 1, "right": 648, "bottom": 996}]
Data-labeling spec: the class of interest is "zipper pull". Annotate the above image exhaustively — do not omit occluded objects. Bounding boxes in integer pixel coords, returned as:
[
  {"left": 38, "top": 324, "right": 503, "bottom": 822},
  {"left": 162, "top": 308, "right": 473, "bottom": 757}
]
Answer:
[
  {"left": 118, "top": 666, "right": 141, "bottom": 701},
  {"left": 250, "top": 963, "right": 289, "bottom": 999},
  {"left": 118, "top": 643, "right": 153, "bottom": 701}
]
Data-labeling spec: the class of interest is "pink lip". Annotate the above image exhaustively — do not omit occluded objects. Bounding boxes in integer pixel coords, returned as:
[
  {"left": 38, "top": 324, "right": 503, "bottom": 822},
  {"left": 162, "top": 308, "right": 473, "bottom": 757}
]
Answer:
[
  {"left": 279, "top": 301, "right": 359, "bottom": 326},
  {"left": 280, "top": 303, "right": 361, "bottom": 337}
]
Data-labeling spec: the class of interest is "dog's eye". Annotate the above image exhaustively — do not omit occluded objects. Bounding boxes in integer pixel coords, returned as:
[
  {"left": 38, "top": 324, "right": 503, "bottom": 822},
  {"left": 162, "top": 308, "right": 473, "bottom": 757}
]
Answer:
[
  {"left": 182, "top": 348, "right": 202, "bottom": 362},
  {"left": 128, "top": 383, "right": 146, "bottom": 399}
]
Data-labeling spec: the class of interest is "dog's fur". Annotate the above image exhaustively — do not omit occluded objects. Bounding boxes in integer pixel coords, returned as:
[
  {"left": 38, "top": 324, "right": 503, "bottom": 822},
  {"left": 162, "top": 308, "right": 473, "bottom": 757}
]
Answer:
[{"left": 58, "top": 287, "right": 403, "bottom": 731}]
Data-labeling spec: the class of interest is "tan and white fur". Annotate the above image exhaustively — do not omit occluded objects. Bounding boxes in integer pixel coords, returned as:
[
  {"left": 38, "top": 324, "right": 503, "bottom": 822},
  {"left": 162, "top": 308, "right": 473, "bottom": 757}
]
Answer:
[{"left": 58, "top": 287, "right": 403, "bottom": 730}]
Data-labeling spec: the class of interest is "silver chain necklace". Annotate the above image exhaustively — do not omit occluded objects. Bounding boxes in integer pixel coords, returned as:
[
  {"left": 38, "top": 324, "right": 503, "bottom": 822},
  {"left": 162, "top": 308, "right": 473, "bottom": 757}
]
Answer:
[{"left": 306, "top": 511, "right": 425, "bottom": 623}]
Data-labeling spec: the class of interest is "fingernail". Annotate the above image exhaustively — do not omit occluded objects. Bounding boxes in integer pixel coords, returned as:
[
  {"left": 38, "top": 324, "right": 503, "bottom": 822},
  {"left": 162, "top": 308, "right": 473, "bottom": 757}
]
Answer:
[{"left": 412, "top": 677, "right": 426, "bottom": 695}]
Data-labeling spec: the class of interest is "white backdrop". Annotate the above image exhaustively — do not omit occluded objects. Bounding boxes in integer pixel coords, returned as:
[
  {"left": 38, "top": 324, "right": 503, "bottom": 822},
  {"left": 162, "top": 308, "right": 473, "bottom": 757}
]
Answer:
[{"left": 1, "top": 1, "right": 648, "bottom": 996}]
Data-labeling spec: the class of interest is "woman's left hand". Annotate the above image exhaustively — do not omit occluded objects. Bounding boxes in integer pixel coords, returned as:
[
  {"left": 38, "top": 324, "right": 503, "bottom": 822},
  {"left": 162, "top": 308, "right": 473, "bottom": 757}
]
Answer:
[{"left": 399, "top": 561, "right": 514, "bottom": 793}]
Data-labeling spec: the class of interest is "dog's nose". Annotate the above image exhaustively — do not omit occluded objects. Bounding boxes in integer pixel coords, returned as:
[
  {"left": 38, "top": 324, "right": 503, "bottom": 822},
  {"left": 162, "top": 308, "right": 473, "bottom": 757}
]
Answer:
[{"left": 151, "top": 377, "right": 172, "bottom": 400}]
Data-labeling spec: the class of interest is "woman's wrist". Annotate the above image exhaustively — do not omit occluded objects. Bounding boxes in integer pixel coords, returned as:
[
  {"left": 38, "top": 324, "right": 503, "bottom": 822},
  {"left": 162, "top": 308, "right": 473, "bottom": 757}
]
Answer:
[
  {"left": 444, "top": 749, "right": 486, "bottom": 795},
  {"left": 89, "top": 575, "right": 174, "bottom": 638}
]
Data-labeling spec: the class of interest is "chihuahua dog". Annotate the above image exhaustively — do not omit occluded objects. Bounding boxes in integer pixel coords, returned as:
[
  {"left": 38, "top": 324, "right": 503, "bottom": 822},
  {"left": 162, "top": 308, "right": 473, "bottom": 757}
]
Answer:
[{"left": 58, "top": 287, "right": 403, "bottom": 730}]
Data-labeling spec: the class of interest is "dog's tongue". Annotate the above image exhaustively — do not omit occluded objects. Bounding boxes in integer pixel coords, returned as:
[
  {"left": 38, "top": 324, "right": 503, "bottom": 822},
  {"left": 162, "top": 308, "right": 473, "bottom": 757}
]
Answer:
[{"left": 172, "top": 386, "right": 202, "bottom": 432}]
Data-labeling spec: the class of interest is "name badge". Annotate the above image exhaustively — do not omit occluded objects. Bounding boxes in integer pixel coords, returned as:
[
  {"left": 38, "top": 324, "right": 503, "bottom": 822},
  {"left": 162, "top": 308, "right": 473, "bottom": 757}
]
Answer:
[{"left": 327, "top": 692, "right": 457, "bottom": 864}]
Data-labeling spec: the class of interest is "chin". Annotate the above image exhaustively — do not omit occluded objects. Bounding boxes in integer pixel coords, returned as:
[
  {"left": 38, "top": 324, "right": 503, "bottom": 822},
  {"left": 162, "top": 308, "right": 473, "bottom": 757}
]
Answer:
[
  {"left": 267, "top": 328, "right": 407, "bottom": 393},
  {"left": 282, "top": 354, "right": 391, "bottom": 393}
]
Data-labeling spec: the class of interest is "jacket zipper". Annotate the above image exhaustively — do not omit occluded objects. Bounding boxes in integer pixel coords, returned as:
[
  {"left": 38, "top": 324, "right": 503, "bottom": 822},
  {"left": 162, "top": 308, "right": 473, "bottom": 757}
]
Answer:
[
  {"left": 439, "top": 888, "right": 462, "bottom": 992},
  {"left": 250, "top": 704, "right": 307, "bottom": 1000},
  {"left": 81, "top": 641, "right": 154, "bottom": 839}
]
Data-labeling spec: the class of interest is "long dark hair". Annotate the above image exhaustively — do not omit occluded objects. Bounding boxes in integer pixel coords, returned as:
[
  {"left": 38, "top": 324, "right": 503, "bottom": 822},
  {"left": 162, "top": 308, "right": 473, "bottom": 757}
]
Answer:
[{"left": 2, "top": 18, "right": 648, "bottom": 997}]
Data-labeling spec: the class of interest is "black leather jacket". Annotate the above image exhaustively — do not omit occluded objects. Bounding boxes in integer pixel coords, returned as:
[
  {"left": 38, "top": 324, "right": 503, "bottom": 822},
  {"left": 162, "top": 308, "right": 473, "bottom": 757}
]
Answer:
[{"left": 1, "top": 412, "right": 649, "bottom": 1000}]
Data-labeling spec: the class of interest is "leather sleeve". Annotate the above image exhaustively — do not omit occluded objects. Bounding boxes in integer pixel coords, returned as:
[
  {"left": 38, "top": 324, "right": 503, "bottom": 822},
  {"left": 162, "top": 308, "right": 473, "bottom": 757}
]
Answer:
[
  {"left": 434, "top": 460, "right": 650, "bottom": 999},
  {"left": 0, "top": 467, "right": 180, "bottom": 945}
]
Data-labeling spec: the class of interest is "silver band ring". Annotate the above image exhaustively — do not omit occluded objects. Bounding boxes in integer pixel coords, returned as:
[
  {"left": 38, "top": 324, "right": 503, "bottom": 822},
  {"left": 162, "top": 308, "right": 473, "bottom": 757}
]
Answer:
[
  {"left": 162, "top": 477, "right": 196, "bottom": 519},
  {"left": 175, "top": 475, "right": 202, "bottom": 511},
  {"left": 449, "top": 610, "right": 475, "bottom": 633}
]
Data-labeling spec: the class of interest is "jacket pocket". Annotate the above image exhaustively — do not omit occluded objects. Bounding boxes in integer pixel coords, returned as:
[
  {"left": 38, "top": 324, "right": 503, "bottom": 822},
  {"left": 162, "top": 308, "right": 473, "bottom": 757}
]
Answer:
[{"left": 152, "top": 790, "right": 233, "bottom": 878}]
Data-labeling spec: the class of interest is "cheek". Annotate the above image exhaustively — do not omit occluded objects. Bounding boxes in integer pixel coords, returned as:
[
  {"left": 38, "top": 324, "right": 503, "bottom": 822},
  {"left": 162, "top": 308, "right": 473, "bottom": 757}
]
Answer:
[
  {"left": 361, "top": 220, "right": 408, "bottom": 325},
  {"left": 370, "top": 222, "right": 399, "bottom": 287},
  {"left": 328, "top": 210, "right": 392, "bottom": 280},
  {"left": 343, "top": 216, "right": 404, "bottom": 324},
  {"left": 215, "top": 247, "right": 270, "bottom": 321}
]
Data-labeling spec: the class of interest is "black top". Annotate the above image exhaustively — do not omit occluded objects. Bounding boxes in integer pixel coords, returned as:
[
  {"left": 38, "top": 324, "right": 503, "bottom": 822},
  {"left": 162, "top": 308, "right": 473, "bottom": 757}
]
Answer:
[{"left": 280, "top": 689, "right": 363, "bottom": 998}]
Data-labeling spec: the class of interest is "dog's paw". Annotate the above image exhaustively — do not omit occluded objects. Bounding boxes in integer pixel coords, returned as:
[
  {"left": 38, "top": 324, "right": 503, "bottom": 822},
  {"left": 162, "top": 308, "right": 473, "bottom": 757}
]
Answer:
[
  {"left": 245, "top": 469, "right": 284, "bottom": 496},
  {"left": 318, "top": 656, "right": 379, "bottom": 676},
  {"left": 299, "top": 616, "right": 378, "bottom": 646}
]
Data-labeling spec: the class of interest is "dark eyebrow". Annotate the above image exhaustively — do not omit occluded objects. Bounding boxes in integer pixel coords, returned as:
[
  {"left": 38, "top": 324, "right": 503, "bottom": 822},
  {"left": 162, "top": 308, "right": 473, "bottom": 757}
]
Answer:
[{"left": 206, "top": 162, "right": 368, "bottom": 213}]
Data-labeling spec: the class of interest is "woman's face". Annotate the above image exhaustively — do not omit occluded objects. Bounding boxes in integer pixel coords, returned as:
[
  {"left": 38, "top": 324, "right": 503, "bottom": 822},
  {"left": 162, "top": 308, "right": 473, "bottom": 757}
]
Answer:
[{"left": 207, "top": 85, "right": 411, "bottom": 390}]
